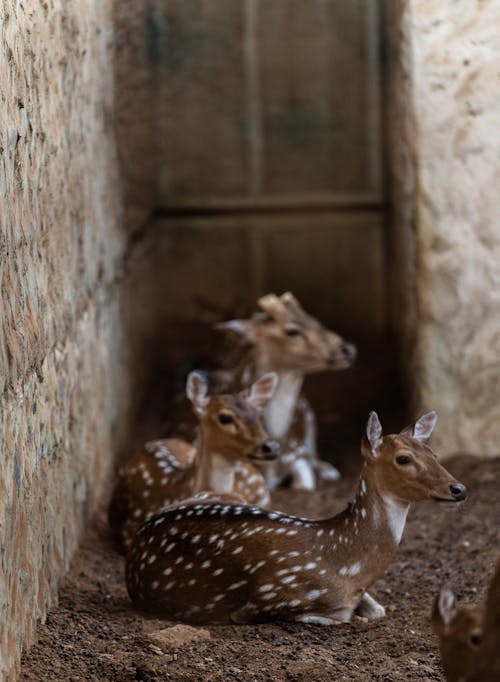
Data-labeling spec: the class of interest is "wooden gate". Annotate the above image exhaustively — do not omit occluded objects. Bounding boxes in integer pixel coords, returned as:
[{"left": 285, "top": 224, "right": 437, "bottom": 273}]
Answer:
[{"left": 154, "top": 0, "right": 385, "bottom": 338}]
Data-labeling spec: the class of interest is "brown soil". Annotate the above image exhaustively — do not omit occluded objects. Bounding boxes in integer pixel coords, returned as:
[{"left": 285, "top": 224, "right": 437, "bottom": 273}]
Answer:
[{"left": 20, "top": 453, "right": 499, "bottom": 682}]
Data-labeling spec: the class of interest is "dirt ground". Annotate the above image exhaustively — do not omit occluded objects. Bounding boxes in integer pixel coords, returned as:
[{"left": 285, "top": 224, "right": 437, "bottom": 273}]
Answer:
[{"left": 20, "top": 450, "right": 499, "bottom": 682}]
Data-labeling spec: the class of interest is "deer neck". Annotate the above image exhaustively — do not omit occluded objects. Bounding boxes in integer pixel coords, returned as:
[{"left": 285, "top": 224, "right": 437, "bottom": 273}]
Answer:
[
  {"left": 248, "top": 352, "right": 303, "bottom": 439},
  {"left": 262, "top": 370, "right": 303, "bottom": 440},
  {"left": 192, "top": 429, "right": 236, "bottom": 495},
  {"left": 322, "top": 466, "right": 410, "bottom": 583}
]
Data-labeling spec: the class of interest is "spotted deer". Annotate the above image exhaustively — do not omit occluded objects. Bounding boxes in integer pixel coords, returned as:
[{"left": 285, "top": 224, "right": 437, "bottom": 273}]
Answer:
[
  {"left": 126, "top": 411, "right": 467, "bottom": 624},
  {"left": 432, "top": 558, "right": 500, "bottom": 682},
  {"left": 215, "top": 292, "right": 357, "bottom": 491},
  {"left": 109, "top": 372, "right": 279, "bottom": 550}
]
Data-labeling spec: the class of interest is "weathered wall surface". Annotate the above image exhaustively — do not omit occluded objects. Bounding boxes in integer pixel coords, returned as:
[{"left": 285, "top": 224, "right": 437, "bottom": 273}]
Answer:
[
  {"left": 386, "top": 0, "right": 500, "bottom": 455},
  {"left": 0, "top": 1, "right": 157, "bottom": 677}
]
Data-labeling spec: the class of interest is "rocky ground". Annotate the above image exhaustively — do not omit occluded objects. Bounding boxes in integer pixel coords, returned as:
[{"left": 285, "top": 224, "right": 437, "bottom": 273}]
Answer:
[{"left": 20, "top": 452, "right": 499, "bottom": 681}]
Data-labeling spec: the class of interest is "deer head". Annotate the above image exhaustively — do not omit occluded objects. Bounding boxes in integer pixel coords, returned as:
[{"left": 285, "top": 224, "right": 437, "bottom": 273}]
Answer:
[
  {"left": 431, "top": 587, "right": 483, "bottom": 682},
  {"left": 216, "top": 292, "right": 356, "bottom": 373},
  {"left": 186, "top": 371, "right": 279, "bottom": 461},
  {"left": 361, "top": 411, "right": 467, "bottom": 504}
]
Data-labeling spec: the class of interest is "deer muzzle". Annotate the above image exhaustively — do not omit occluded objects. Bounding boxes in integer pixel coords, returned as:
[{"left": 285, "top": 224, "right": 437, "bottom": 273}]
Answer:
[{"left": 254, "top": 440, "right": 280, "bottom": 461}]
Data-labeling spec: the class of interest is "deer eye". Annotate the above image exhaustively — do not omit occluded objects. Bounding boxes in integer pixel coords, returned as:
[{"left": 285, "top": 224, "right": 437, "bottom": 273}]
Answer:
[
  {"left": 285, "top": 326, "right": 301, "bottom": 337},
  {"left": 470, "top": 633, "right": 482, "bottom": 647},
  {"left": 396, "top": 454, "right": 412, "bottom": 465},
  {"left": 218, "top": 413, "right": 234, "bottom": 425}
]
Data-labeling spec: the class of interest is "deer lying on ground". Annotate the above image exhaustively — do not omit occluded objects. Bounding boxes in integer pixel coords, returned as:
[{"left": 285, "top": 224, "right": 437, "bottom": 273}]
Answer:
[
  {"left": 109, "top": 372, "right": 279, "bottom": 550},
  {"left": 126, "top": 410, "right": 467, "bottom": 624},
  {"left": 432, "top": 558, "right": 500, "bottom": 682},
  {"left": 214, "top": 292, "right": 356, "bottom": 491}
]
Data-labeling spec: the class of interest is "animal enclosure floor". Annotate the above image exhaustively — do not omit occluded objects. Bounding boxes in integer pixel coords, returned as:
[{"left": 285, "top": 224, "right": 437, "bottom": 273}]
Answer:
[{"left": 20, "top": 455, "right": 499, "bottom": 682}]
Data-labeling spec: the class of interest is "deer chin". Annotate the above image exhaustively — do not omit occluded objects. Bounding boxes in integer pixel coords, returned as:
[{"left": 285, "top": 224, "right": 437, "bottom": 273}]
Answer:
[
  {"left": 248, "top": 449, "right": 279, "bottom": 462},
  {"left": 326, "top": 358, "right": 354, "bottom": 371},
  {"left": 430, "top": 494, "right": 462, "bottom": 503}
]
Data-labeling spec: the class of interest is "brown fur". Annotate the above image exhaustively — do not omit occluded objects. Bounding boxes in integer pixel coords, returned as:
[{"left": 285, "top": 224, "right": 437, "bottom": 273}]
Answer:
[
  {"left": 125, "top": 411, "right": 467, "bottom": 624},
  {"left": 216, "top": 292, "right": 357, "bottom": 490},
  {"left": 109, "top": 375, "right": 278, "bottom": 550},
  {"left": 432, "top": 559, "right": 500, "bottom": 682}
]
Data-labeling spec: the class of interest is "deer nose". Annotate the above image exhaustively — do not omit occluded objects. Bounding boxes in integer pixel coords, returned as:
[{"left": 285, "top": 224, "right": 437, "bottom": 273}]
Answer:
[
  {"left": 261, "top": 440, "right": 280, "bottom": 460},
  {"left": 341, "top": 342, "right": 357, "bottom": 362},
  {"left": 449, "top": 482, "right": 467, "bottom": 501}
]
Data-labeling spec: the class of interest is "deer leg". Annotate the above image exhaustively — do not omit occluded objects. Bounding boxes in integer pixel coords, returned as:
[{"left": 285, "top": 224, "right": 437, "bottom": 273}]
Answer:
[
  {"left": 289, "top": 456, "right": 316, "bottom": 491},
  {"left": 295, "top": 614, "right": 336, "bottom": 625},
  {"left": 230, "top": 603, "right": 261, "bottom": 624},
  {"left": 355, "top": 592, "right": 386, "bottom": 620},
  {"left": 315, "top": 459, "right": 341, "bottom": 482}
]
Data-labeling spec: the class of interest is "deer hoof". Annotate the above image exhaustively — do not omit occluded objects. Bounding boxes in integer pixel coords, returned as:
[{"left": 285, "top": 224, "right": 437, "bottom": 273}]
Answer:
[
  {"left": 316, "top": 460, "right": 341, "bottom": 481},
  {"left": 355, "top": 593, "right": 386, "bottom": 620}
]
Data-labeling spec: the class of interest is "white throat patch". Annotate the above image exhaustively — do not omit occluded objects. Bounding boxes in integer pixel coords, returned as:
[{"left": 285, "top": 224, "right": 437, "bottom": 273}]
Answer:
[
  {"left": 264, "top": 371, "right": 302, "bottom": 440},
  {"left": 382, "top": 494, "right": 409, "bottom": 544},
  {"left": 202, "top": 453, "right": 236, "bottom": 494}
]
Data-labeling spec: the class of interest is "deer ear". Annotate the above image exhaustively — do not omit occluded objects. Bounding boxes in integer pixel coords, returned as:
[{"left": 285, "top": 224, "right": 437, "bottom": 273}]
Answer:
[
  {"left": 246, "top": 372, "right": 278, "bottom": 410},
  {"left": 433, "top": 587, "right": 457, "bottom": 631},
  {"left": 400, "top": 411, "right": 437, "bottom": 441},
  {"left": 257, "top": 294, "right": 288, "bottom": 322},
  {"left": 281, "top": 291, "right": 299, "bottom": 307},
  {"left": 186, "top": 371, "right": 210, "bottom": 416},
  {"left": 363, "top": 411, "right": 383, "bottom": 458}
]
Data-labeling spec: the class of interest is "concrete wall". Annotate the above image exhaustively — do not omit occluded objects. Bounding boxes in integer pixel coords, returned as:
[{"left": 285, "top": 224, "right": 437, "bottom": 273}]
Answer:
[
  {"left": 386, "top": 0, "right": 500, "bottom": 455},
  {"left": 0, "top": 1, "right": 157, "bottom": 677}
]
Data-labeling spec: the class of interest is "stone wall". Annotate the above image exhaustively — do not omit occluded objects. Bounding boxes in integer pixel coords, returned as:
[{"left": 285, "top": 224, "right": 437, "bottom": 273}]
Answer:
[
  {"left": 0, "top": 1, "right": 157, "bottom": 677},
  {"left": 386, "top": 0, "right": 500, "bottom": 455}
]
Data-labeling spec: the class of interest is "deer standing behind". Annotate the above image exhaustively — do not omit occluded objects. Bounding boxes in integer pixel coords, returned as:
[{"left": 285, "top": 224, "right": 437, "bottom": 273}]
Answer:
[
  {"left": 126, "top": 411, "right": 467, "bottom": 624},
  {"left": 432, "top": 558, "right": 500, "bottom": 682},
  {"left": 214, "top": 292, "right": 356, "bottom": 491},
  {"left": 109, "top": 372, "right": 279, "bottom": 550}
]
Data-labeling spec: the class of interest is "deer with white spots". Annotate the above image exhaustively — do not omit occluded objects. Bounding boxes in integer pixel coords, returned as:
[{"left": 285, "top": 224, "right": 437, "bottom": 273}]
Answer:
[
  {"left": 431, "top": 558, "right": 500, "bottom": 682},
  {"left": 214, "top": 292, "right": 356, "bottom": 491},
  {"left": 126, "top": 410, "right": 467, "bottom": 624},
  {"left": 109, "top": 372, "right": 279, "bottom": 550}
]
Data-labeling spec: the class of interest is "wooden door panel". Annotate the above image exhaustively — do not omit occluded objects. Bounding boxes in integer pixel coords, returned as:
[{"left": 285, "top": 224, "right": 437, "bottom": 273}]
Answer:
[{"left": 157, "top": 0, "right": 382, "bottom": 207}]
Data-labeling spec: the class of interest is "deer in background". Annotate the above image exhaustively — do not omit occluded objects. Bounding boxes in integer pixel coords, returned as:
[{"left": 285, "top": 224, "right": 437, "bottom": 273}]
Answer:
[
  {"left": 109, "top": 372, "right": 279, "bottom": 550},
  {"left": 126, "top": 411, "right": 467, "bottom": 624},
  {"left": 432, "top": 558, "right": 500, "bottom": 682},
  {"left": 215, "top": 292, "right": 357, "bottom": 491}
]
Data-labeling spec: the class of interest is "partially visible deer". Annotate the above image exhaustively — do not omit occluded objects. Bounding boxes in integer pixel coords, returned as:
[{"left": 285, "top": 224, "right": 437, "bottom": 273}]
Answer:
[
  {"left": 432, "top": 558, "right": 500, "bottom": 682},
  {"left": 109, "top": 372, "right": 279, "bottom": 550},
  {"left": 215, "top": 292, "right": 357, "bottom": 491},
  {"left": 126, "top": 411, "right": 467, "bottom": 624}
]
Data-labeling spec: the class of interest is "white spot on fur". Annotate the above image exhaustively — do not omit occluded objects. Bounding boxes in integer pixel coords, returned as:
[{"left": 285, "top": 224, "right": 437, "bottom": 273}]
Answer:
[{"left": 339, "top": 562, "right": 361, "bottom": 577}]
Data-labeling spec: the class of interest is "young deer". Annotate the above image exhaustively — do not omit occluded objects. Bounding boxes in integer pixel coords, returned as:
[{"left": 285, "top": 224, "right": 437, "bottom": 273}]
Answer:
[
  {"left": 432, "top": 558, "right": 500, "bottom": 682},
  {"left": 126, "top": 411, "right": 467, "bottom": 624},
  {"left": 215, "top": 292, "right": 357, "bottom": 491},
  {"left": 109, "top": 372, "right": 279, "bottom": 550}
]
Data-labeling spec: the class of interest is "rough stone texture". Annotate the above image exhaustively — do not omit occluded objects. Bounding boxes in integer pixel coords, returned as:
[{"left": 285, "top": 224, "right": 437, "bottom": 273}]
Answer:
[
  {"left": 386, "top": 0, "right": 500, "bottom": 455},
  {"left": 0, "top": 1, "right": 157, "bottom": 678}
]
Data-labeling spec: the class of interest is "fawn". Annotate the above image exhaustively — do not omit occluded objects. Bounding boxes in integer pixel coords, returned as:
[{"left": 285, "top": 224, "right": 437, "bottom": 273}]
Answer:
[
  {"left": 126, "top": 410, "right": 467, "bottom": 624},
  {"left": 432, "top": 558, "right": 500, "bottom": 682},
  {"left": 215, "top": 292, "right": 357, "bottom": 491},
  {"left": 109, "top": 372, "right": 279, "bottom": 550}
]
